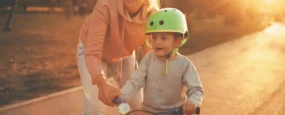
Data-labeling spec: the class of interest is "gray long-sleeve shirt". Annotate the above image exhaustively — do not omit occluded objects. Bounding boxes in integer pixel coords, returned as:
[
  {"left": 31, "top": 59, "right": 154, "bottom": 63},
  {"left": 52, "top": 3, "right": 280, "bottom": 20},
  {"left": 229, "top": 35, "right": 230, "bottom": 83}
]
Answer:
[{"left": 121, "top": 51, "right": 204, "bottom": 114}]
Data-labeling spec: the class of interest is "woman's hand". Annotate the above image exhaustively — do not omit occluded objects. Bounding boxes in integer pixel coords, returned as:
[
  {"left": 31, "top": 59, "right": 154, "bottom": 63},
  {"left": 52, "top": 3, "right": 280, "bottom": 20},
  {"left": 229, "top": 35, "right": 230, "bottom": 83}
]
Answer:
[
  {"left": 182, "top": 101, "right": 197, "bottom": 115},
  {"left": 95, "top": 75, "right": 121, "bottom": 107}
]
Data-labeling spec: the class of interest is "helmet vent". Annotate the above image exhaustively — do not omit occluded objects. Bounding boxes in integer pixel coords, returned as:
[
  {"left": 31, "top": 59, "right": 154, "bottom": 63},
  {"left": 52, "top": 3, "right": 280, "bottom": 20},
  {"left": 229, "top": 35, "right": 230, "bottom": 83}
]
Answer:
[
  {"left": 159, "top": 20, "right": 164, "bottom": 25},
  {"left": 150, "top": 21, "right": 154, "bottom": 26}
]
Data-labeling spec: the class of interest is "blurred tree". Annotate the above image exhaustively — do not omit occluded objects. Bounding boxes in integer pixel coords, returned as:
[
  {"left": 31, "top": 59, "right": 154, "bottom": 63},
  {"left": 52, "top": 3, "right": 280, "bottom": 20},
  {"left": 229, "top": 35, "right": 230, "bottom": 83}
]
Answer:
[
  {"left": 3, "top": 0, "right": 19, "bottom": 31},
  {"left": 48, "top": 0, "right": 56, "bottom": 13},
  {"left": 62, "top": 0, "right": 73, "bottom": 18},
  {"left": 0, "top": 0, "right": 12, "bottom": 12}
]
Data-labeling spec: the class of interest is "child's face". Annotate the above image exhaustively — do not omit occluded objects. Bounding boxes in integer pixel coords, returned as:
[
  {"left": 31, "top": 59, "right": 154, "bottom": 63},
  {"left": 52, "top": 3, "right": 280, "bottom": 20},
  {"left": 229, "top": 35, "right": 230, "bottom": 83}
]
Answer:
[{"left": 150, "top": 32, "right": 182, "bottom": 57}]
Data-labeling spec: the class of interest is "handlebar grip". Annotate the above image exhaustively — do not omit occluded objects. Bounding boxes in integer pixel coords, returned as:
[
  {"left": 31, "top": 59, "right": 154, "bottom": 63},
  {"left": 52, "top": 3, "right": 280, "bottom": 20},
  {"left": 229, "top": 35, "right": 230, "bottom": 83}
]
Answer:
[
  {"left": 112, "top": 97, "right": 122, "bottom": 104},
  {"left": 195, "top": 107, "right": 200, "bottom": 114},
  {"left": 164, "top": 106, "right": 200, "bottom": 115},
  {"left": 182, "top": 107, "right": 200, "bottom": 114}
]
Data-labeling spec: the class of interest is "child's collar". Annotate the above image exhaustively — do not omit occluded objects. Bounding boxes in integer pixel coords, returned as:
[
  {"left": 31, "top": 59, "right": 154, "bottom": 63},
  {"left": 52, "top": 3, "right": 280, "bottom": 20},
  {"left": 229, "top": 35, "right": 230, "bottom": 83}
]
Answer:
[{"left": 156, "top": 52, "right": 178, "bottom": 62}]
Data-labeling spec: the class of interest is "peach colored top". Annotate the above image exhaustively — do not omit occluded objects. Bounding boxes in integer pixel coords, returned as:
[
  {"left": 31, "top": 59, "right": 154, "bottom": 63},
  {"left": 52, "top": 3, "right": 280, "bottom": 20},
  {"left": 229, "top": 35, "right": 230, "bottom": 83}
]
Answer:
[{"left": 79, "top": 0, "right": 156, "bottom": 81}]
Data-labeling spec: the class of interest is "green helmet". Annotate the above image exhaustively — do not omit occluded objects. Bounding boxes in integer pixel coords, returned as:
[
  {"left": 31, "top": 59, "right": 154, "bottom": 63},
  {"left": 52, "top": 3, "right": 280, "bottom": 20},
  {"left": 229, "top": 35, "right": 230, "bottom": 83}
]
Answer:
[{"left": 145, "top": 8, "right": 189, "bottom": 48}]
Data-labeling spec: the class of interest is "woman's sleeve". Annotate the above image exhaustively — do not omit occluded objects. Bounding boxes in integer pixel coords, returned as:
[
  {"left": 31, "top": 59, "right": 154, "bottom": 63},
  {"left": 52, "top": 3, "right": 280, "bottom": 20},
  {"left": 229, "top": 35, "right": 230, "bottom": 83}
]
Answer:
[{"left": 83, "top": 1, "right": 110, "bottom": 85}]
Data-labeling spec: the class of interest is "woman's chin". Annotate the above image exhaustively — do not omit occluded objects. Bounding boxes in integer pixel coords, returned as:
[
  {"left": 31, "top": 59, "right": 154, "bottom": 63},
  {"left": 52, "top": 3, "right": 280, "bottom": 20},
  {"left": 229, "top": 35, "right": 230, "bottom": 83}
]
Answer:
[{"left": 125, "top": 0, "right": 135, "bottom": 3}]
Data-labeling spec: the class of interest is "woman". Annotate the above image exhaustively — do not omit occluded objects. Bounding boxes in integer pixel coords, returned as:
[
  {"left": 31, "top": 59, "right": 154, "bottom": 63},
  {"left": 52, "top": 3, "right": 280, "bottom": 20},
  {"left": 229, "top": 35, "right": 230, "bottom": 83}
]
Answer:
[{"left": 76, "top": 0, "right": 160, "bottom": 114}]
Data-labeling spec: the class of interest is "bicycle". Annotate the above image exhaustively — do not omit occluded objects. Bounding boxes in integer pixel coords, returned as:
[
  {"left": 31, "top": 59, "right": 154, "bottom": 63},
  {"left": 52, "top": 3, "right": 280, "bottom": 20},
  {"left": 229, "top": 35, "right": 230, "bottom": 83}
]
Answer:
[{"left": 113, "top": 98, "right": 200, "bottom": 115}]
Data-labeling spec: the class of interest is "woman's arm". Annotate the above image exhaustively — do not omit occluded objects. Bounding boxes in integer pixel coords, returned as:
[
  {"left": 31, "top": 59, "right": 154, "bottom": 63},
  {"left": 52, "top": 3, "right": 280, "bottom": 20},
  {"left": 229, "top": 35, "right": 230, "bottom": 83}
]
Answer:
[
  {"left": 83, "top": 1, "right": 110, "bottom": 85},
  {"left": 82, "top": 1, "right": 122, "bottom": 107}
]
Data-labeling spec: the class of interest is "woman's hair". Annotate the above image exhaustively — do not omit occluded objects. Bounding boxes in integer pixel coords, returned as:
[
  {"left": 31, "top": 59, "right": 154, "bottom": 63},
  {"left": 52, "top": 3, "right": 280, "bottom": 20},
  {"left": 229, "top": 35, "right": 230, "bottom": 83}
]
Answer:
[{"left": 146, "top": 0, "right": 160, "bottom": 11}]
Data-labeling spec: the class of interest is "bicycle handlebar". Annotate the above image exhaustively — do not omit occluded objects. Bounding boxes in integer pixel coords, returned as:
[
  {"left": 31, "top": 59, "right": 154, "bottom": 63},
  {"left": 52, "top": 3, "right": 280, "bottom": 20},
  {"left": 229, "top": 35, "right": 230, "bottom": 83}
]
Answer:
[
  {"left": 113, "top": 97, "right": 200, "bottom": 115},
  {"left": 113, "top": 97, "right": 123, "bottom": 104}
]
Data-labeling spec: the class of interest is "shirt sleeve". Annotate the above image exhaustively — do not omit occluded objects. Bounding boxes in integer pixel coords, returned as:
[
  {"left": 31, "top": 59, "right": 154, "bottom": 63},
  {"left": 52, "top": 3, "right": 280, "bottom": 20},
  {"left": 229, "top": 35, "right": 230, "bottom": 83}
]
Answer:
[
  {"left": 120, "top": 52, "right": 151, "bottom": 102},
  {"left": 182, "top": 58, "right": 204, "bottom": 106},
  {"left": 83, "top": 1, "right": 109, "bottom": 84}
]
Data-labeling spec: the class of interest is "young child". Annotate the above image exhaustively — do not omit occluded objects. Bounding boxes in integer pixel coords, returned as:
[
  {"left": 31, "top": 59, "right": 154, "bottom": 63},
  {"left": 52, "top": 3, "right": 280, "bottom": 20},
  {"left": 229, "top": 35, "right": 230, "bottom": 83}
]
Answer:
[{"left": 117, "top": 8, "right": 204, "bottom": 114}]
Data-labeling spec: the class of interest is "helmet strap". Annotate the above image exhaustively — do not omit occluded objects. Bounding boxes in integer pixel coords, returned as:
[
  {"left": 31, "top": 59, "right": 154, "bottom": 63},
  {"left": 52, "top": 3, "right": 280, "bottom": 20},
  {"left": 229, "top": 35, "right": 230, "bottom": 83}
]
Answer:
[
  {"left": 145, "top": 35, "right": 152, "bottom": 48},
  {"left": 164, "top": 48, "right": 178, "bottom": 59}
]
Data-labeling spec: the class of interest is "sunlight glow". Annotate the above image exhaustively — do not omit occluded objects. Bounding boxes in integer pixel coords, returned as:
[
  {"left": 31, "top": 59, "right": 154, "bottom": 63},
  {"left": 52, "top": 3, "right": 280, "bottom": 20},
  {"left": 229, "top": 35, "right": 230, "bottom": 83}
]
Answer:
[
  {"left": 245, "top": 23, "right": 285, "bottom": 65},
  {"left": 242, "top": 0, "right": 282, "bottom": 13},
  {"left": 264, "top": 23, "right": 285, "bottom": 35},
  {"left": 253, "top": 23, "right": 285, "bottom": 49},
  {"left": 264, "top": 0, "right": 278, "bottom": 3}
]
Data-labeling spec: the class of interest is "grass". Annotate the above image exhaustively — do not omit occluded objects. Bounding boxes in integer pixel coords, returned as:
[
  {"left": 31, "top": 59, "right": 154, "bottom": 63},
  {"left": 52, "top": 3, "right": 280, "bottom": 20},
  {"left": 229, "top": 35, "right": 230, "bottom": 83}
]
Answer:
[{"left": 0, "top": 13, "right": 84, "bottom": 106}]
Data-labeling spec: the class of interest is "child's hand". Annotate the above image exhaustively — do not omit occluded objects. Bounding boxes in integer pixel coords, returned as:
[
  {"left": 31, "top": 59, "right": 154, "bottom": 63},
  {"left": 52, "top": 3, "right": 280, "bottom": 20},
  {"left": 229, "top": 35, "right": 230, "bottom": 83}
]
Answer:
[{"left": 182, "top": 101, "right": 196, "bottom": 115}]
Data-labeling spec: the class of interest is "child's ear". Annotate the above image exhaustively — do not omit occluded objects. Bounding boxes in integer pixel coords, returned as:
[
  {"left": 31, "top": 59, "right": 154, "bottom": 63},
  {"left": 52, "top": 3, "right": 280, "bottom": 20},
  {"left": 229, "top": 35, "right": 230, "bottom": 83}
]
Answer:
[{"left": 174, "top": 37, "right": 183, "bottom": 47}]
